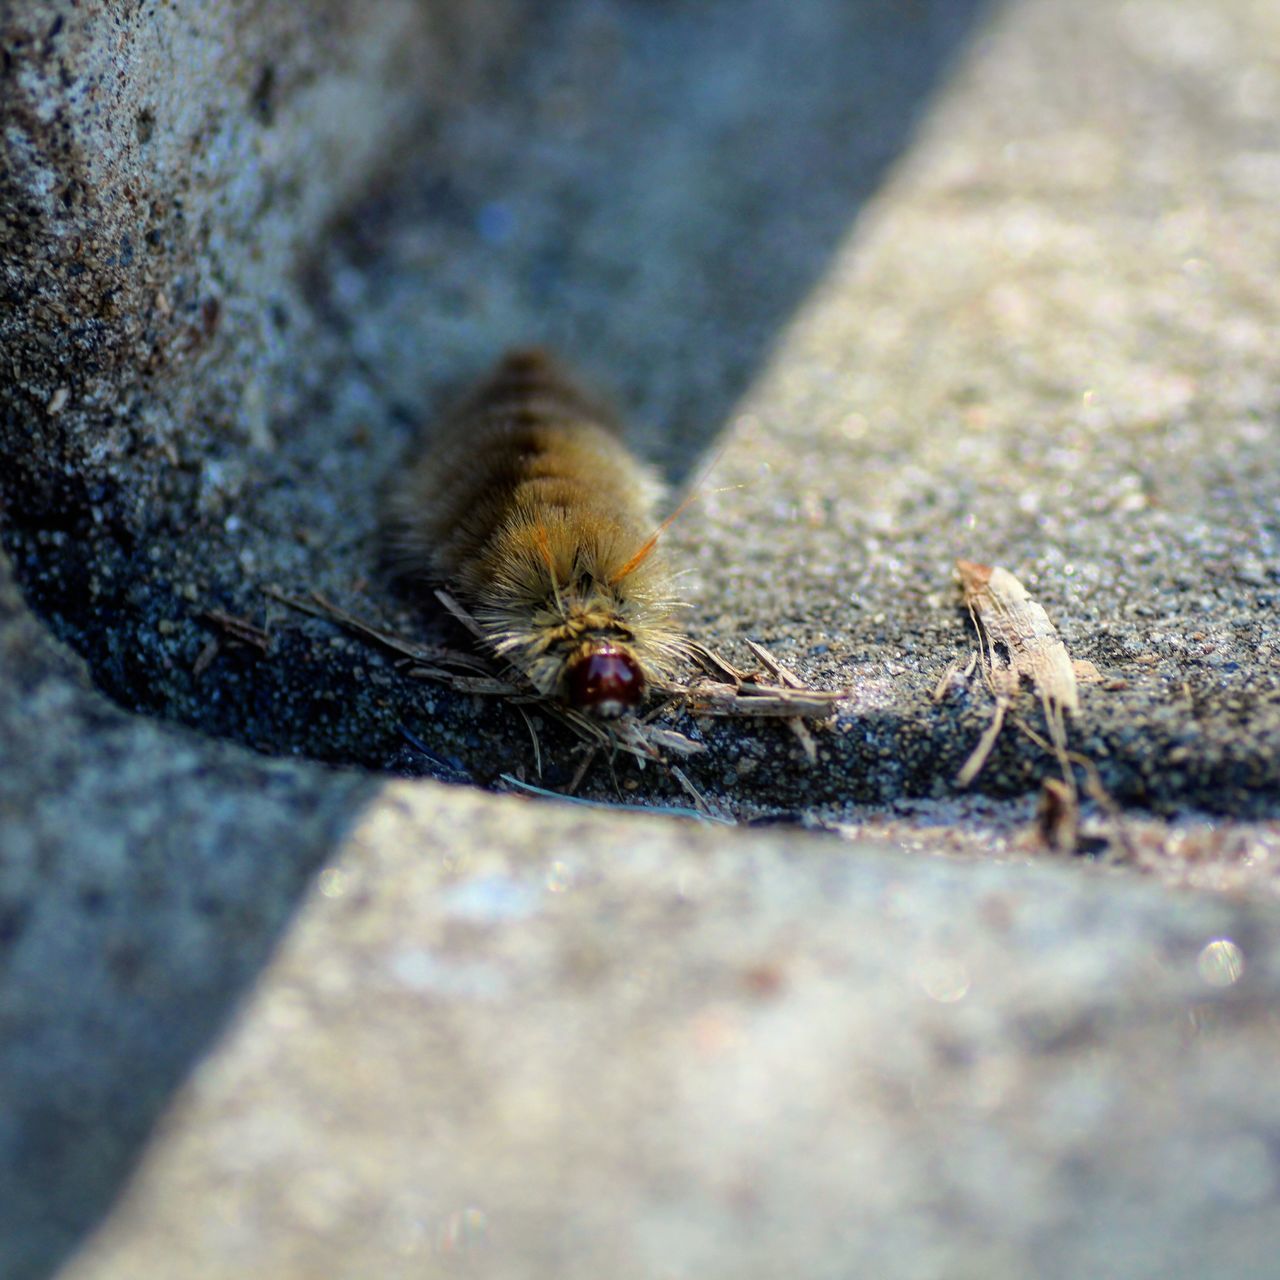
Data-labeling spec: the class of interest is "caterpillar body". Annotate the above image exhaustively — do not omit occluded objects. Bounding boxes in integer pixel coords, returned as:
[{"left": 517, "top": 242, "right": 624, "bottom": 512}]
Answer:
[{"left": 389, "top": 349, "right": 688, "bottom": 718}]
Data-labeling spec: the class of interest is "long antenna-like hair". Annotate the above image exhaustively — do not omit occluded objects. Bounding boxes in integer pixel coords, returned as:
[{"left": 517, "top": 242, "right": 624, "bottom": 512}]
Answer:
[{"left": 609, "top": 440, "right": 740, "bottom": 585}]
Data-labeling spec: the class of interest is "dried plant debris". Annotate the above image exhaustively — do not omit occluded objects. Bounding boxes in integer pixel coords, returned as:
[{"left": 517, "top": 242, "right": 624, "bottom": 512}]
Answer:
[
  {"left": 266, "top": 587, "right": 515, "bottom": 694},
  {"left": 499, "top": 773, "right": 735, "bottom": 824},
  {"left": 200, "top": 608, "right": 272, "bottom": 652},
  {"left": 1036, "top": 777, "right": 1079, "bottom": 854},
  {"left": 684, "top": 639, "right": 845, "bottom": 722},
  {"left": 193, "top": 607, "right": 271, "bottom": 677},
  {"left": 266, "top": 588, "right": 843, "bottom": 789},
  {"left": 952, "top": 560, "right": 1078, "bottom": 788},
  {"left": 956, "top": 560, "right": 1079, "bottom": 715},
  {"left": 947, "top": 560, "right": 1130, "bottom": 858}
]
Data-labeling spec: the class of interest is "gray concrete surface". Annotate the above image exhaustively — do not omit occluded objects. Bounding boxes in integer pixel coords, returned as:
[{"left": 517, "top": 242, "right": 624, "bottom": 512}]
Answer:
[
  {"left": 52, "top": 786, "right": 1280, "bottom": 1280},
  {"left": 2, "top": 0, "right": 1280, "bottom": 1277},
  {"left": 0, "top": 548, "right": 377, "bottom": 1277},
  {"left": 7, "top": 0, "right": 1276, "bottom": 818},
  {"left": 1, "top": 0, "right": 519, "bottom": 515},
  {"left": 6, "top": 0, "right": 996, "bottom": 798}
]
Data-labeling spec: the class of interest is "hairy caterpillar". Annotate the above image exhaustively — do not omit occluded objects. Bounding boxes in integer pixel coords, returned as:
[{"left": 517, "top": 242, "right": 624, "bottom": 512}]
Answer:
[{"left": 388, "top": 349, "right": 689, "bottom": 718}]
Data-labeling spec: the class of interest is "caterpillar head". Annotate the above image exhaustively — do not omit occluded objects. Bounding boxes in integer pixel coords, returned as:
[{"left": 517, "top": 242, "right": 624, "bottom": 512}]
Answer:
[{"left": 563, "top": 642, "right": 646, "bottom": 719}]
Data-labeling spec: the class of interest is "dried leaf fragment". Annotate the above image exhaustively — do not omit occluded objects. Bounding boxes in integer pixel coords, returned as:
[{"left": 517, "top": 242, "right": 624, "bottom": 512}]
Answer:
[
  {"left": 684, "top": 638, "right": 845, "bottom": 730},
  {"left": 950, "top": 562, "right": 1132, "bottom": 857},
  {"left": 956, "top": 560, "right": 1078, "bottom": 715},
  {"left": 932, "top": 652, "right": 978, "bottom": 702},
  {"left": 266, "top": 586, "right": 841, "bottom": 793},
  {"left": 954, "top": 560, "right": 1082, "bottom": 788},
  {"left": 193, "top": 607, "right": 272, "bottom": 678},
  {"left": 1071, "top": 658, "right": 1104, "bottom": 684}
]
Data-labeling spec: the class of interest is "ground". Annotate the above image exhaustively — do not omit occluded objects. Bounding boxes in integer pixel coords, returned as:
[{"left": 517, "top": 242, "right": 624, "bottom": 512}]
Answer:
[{"left": 2, "top": 0, "right": 1279, "bottom": 1277}]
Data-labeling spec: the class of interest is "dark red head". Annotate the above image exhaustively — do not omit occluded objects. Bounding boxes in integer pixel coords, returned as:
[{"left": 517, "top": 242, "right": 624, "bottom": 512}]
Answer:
[{"left": 564, "top": 644, "right": 646, "bottom": 718}]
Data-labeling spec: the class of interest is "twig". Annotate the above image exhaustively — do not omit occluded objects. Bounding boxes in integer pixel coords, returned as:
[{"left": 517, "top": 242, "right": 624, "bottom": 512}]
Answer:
[
  {"left": 744, "top": 639, "right": 819, "bottom": 761},
  {"left": 1011, "top": 714, "right": 1137, "bottom": 861},
  {"left": 265, "top": 587, "right": 479, "bottom": 668},
  {"left": 683, "top": 682, "right": 843, "bottom": 718},
  {"left": 265, "top": 586, "right": 834, "bottom": 797},
  {"left": 514, "top": 705, "right": 544, "bottom": 780},
  {"left": 670, "top": 763, "right": 733, "bottom": 823},
  {"left": 434, "top": 588, "right": 489, "bottom": 643},
  {"left": 685, "top": 639, "right": 747, "bottom": 684},
  {"left": 932, "top": 652, "right": 978, "bottom": 702},
  {"left": 956, "top": 697, "right": 1008, "bottom": 787},
  {"left": 567, "top": 747, "right": 599, "bottom": 796},
  {"left": 498, "top": 774, "right": 734, "bottom": 824},
  {"left": 200, "top": 608, "right": 271, "bottom": 652}
]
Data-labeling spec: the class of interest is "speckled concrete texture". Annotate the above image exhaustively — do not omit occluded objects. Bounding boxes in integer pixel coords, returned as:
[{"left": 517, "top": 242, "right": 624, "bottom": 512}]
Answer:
[
  {"left": 4, "top": 0, "right": 414, "bottom": 512},
  {"left": 3, "top": 0, "right": 994, "bottom": 794},
  {"left": 4, "top": 0, "right": 1280, "bottom": 1277},
  {"left": 55, "top": 786, "right": 1280, "bottom": 1280},
  {"left": 0, "top": 547, "right": 377, "bottom": 1279},
  {"left": 7, "top": 0, "right": 1277, "bottom": 821},
  {"left": 688, "top": 0, "right": 1280, "bottom": 816}
]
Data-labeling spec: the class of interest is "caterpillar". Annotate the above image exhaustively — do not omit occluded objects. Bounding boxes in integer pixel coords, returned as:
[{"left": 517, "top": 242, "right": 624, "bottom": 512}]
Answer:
[{"left": 387, "top": 349, "right": 688, "bottom": 718}]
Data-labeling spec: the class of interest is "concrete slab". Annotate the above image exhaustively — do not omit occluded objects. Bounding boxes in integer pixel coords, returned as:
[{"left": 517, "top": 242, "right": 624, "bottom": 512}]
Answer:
[{"left": 3, "top": 0, "right": 1280, "bottom": 1277}]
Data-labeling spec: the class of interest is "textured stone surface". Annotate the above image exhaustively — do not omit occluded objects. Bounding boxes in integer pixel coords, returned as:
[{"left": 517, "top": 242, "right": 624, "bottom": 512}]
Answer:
[
  {"left": 3, "top": 0, "right": 995, "bottom": 792},
  {"left": 691, "top": 0, "right": 1280, "bottom": 816},
  {"left": 3, "top": 0, "right": 1280, "bottom": 1278},
  {"left": 55, "top": 786, "right": 1280, "bottom": 1280},
  {"left": 0, "top": 547, "right": 377, "bottom": 1279},
  {"left": 4, "top": 0, "right": 404, "bottom": 507},
  {"left": 0, "top": 0, "right": 524, "bottom": 742},
  {"left": 6, "top": 0, "right": 1277, "bottom": 821}
]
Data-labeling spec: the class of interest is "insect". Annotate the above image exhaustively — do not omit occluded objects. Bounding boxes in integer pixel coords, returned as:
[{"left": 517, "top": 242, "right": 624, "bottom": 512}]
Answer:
[{"left": 387, "top": 349, "right": 689, "bottom": 718}]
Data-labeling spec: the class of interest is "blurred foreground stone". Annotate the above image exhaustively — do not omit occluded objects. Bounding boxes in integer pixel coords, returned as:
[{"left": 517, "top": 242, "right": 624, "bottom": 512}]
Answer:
[{"left": 56, "top": 784, "right": 1280, "bottom": 1280}]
